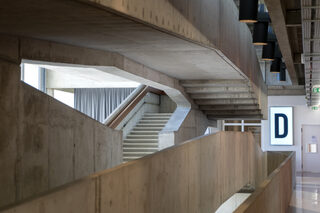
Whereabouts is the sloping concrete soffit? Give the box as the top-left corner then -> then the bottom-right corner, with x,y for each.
0,0 -> 267,119
78,0 -> 263,82
0,0 -> 264,84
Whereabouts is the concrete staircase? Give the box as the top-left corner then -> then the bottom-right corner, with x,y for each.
181,79 -> 263,120
123,113 -> 172,162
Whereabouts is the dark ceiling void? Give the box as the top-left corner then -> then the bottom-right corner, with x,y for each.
236,0 -> 305,85
286,0 -> 305,85
263,0 -> 304,85
301,0 -> 320,106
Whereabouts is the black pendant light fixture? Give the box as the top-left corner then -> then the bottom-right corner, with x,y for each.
270,57 -> 281,73
253,21 -> 269,45
239,0 -> 259,23
262,41 -> 275,61
279,63 -> 286,81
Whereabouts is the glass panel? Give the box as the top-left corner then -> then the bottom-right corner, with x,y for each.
307,144 -> 318,153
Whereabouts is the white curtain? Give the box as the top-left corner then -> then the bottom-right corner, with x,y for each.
74,88 -> 135,123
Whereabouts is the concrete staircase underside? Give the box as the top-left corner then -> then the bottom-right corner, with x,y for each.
181,79 -> 263,120
123,113 -> 172,162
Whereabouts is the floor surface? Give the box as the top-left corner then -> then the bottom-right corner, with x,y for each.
287,172 -> 320,213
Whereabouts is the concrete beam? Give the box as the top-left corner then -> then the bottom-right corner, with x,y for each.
80,0 -> 266,95
267,85 -> 306,96
45,68 -> 140,88
286,10 -> 302,27
204,110 -> 261,115
14,35 -> 194,108
207,115 -> 263,120
293,53 -> 302,64
185,87 -> 250,94
195,99 -> 257,105
191,93 -> 253,100
199,105 -> 260,111
264,0 -> 299,84
180,80 -> 249,87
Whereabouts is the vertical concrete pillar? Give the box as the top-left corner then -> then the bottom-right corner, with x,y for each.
0,35 -> 123,208
0,59 -> 21,206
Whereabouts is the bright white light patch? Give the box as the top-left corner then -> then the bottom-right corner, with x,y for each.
23,63 -> 40,89
54,90 -> 74,108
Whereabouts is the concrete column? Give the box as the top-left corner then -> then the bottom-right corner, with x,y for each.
0,59 -> 21,206
0,34 -> 123,208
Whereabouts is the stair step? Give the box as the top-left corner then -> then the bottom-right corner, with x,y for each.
124,139 -> 158,142
136,124 -> 166,127
141,116 -> 171,120
130,131 -> 160,135
123,152 -> 154,156
139,120 -> 169,123
123,156 -> 141,161
126,135 -> 158,139
122,113 -> 172,162
144,113 -> 172,116
133,127 -> 164,131
142,117 -> 171,119
123,143 -> 158,148
123,147 -> 158,152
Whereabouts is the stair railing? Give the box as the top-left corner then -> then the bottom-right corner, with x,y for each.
103,85 -> 163,129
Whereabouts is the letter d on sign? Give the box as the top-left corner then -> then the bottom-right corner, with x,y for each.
275,113 -> 288,138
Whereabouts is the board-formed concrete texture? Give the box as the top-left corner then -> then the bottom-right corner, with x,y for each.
234,152 -> 294,213
0,57 -> 122,208
0,132 -> 272,213
0,60 -> 20,207
0,0 -> 267,119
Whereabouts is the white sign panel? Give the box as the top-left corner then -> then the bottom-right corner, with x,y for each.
270,107 -> 293,146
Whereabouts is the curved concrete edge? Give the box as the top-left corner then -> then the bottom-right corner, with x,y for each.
6,35 -> 199,140
77,0 -> 268,119
158,106 -> 191,149
159,107 -> 210,150
10,35 -> 194,107
79,0 -> 266,90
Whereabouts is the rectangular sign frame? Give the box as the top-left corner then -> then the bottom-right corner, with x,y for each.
269,106 -> 294,146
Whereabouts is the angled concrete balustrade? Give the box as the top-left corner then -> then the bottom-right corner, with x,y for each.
0,132 -> 294,213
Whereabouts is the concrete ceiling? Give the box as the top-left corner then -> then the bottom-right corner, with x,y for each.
264,0 -> 305,85
36,64 -> 140,88
0,0 -> 242,80
301,0 -> 320,106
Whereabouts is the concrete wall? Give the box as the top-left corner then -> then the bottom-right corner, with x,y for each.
0,59 -> 122,208
174,109 -> 209,144
159,95 -> 177,113
159,107 -> 209,149
235,152 -> 294,213
83,0 -> 268,118
261,96 -> 320,172
0,132 -> 269,213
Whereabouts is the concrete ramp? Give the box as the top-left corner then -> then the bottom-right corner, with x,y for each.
0,132 -> 294,213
